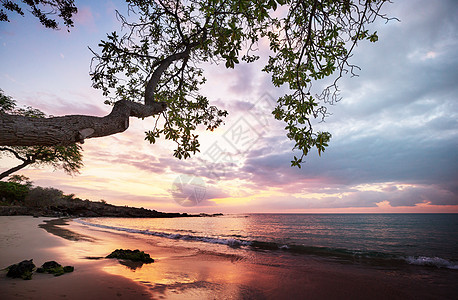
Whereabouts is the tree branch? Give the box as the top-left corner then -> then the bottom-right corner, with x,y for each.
0,100 -> 166,146
0,147 -> 26,162
0,160 -> 34,180
144,48 -> 192,105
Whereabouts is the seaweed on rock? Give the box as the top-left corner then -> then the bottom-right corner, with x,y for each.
36,261 -> 74,276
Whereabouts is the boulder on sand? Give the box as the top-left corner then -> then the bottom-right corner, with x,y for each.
6,259 -> 35,280
106,249 -> 154,263
36,261 -> 74,276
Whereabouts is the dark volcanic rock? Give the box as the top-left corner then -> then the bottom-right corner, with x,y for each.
63,266 -> 74,273
84,256 -> 105,260
0,202 -> 197,218
42,261 -> 61,270
0,206 -> 29,216
37,261 -> 74,276
106,249 -> 154,263
6,259 -> 35,280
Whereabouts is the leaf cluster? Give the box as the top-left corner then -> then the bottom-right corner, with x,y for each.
0,0 -> 77,30
263,0 -> 389,165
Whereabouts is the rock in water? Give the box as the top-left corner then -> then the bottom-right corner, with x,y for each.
106,249 -> 154,263
6,259 -> 35,280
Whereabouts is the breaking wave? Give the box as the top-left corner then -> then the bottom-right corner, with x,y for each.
405,256 -> 458,269
75,219 -> 251,247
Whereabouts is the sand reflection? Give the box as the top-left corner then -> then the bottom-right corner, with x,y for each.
103,252 -> 269,299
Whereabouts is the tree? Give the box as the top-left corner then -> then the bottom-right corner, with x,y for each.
0,0 -> 392,167
7,174 -> 32,187
0,0 -> 77,29
0,91 -> 83,180
24,185 -> 64,208
0,175 -> 32,204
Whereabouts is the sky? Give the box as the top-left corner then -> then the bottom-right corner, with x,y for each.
0,0 -> 457,213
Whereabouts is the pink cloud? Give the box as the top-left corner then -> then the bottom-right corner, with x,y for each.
74,6 -> 97,32
19,91 -> 108,117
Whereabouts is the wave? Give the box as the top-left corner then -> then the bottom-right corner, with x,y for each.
75,219 -> 251,247
75,219 -> 457,270
405,256 -> 458,269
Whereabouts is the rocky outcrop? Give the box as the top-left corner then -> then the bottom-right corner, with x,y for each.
106,249 -> 154,263
5,259 -> 74,280
36,261 -> 74,276
0,206 -> 30,216
0,202 -> 193,218
6,259 -> 35,280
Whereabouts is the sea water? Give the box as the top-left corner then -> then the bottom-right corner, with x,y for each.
76,213 -> 458,269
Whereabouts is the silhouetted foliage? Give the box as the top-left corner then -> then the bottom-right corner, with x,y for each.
24,186 -> 63,208
0,180 -> 29,204
91,0 -> 393,166
0,1 -> 393,167
0,0 -> 77,30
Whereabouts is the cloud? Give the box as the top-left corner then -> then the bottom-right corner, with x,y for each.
227,64 -> 255,95
236,125 -> 458,206
85,0 -> 458,211
74,6 -> 97,32
386,185 -> 457,207
261,134 -> 452,176
228,181 -> 458,211
17,90 -> 108,117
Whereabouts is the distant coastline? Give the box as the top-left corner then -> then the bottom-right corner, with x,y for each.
0,203 -> 223,218
0,179 -> 222,218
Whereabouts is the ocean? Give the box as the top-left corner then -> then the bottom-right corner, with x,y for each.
76,213 -> 458,270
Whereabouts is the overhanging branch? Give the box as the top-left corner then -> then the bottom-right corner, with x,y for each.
0,100 -> 167,146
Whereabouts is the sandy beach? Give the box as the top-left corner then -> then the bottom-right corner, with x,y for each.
0,216 -> 152,299
1,216 -> 456,299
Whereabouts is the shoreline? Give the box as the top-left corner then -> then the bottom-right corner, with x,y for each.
1,216 -> 457,299
0,216 -> 152,299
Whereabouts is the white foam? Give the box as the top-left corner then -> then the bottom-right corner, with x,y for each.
405,256 -> 458,269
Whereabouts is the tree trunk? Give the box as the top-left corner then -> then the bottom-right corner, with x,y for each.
0,100 -> 166,146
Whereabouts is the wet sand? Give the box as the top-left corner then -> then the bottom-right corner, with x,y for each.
0,216 -> 456,299
0,216 -> 151,299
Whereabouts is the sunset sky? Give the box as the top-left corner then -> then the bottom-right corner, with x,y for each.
1,0 -> 457,213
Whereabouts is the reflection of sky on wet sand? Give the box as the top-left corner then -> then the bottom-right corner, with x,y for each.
102,252 -> 290,299
60,219 -> 297,299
